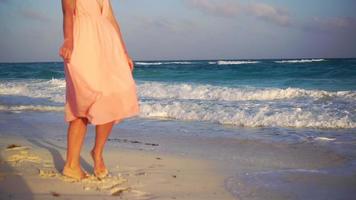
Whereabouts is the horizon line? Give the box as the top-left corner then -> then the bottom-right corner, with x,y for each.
1,57 -> 355,64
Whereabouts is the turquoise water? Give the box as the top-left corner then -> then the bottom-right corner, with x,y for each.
1,59 -> 355,91
0,59 -> 355,129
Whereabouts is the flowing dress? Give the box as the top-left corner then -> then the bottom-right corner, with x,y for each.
64,0 -> 140,125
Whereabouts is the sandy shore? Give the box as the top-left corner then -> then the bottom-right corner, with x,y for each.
0,135 -> 232,200
1,111 -> 356,200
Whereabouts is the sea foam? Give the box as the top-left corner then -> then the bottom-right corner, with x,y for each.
135,61 -> 192,66
138,82 -> 356,101
275,59 -> 325,63
215,61 -> 260,65
0,79 -> 355,129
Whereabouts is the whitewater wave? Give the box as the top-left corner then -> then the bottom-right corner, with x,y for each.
0,78 -> 65,103
2,80 -> 355,103
213,61 -> 260,65
135,62 -> 163,66
138,82 -> 356,101
1,79 -> 355,129
1,100 -> 354,128
143,101 -> 354,129
275,59 -> 325,64
0,104 -> 63,112
135,61 -> 192,66
139,100 -> 356,129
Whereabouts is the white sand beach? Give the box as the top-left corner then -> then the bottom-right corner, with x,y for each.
0,111 -> 356,200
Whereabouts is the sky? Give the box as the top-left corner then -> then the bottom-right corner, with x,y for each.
0,0 -> 355,62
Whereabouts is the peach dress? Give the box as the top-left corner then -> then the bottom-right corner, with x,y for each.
64,0 -> 140,125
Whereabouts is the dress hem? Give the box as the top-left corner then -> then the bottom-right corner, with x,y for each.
64,111 -> 140,125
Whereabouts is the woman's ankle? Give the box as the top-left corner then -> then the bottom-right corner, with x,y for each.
91,149 -> 103,159
64,161 -> 81,169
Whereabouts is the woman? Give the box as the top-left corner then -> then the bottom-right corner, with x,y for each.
59,0 -> 140,180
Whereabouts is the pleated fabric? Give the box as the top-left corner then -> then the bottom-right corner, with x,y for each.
64,0 -> 140,125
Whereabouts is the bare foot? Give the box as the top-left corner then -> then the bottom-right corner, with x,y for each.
62,165 -> 89,180
90,150 -> 109,178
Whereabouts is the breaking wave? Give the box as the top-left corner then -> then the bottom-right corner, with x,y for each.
135,61 -> 192,66
1,79 -> 355,129
213,61 -> 260,65
275,59 -> 325,64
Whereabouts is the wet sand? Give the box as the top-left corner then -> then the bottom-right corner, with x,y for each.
0,136 -> 232,199
0,111 -> 356,199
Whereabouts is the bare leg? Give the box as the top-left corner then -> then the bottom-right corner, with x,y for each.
63,117 -> 88,179
91,120 -> 116,176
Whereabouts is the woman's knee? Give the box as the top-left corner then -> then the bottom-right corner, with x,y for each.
70,117 -> 88,125
80,117 -> 89,124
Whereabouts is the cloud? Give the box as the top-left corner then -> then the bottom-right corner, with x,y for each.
246,2 -> 290,26
0,0 -> 10,4
19,8 -> 51,22
184,0 -> 290,26
185,0 -> 241,18
133,16 -> 196,34
303,16 -> 356,33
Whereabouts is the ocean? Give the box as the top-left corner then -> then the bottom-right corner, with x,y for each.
0,58 -> 355,129
1,58 -> 356,199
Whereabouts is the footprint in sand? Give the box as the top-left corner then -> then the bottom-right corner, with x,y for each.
1,144 -> 151,198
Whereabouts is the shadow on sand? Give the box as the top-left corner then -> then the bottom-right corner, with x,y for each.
0,112 -> 94,199
0,151 -> 34,200
27,138 -> 93,174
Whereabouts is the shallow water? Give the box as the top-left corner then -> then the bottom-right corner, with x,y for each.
1,111 -> 355,200
1,59 -> 355,129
